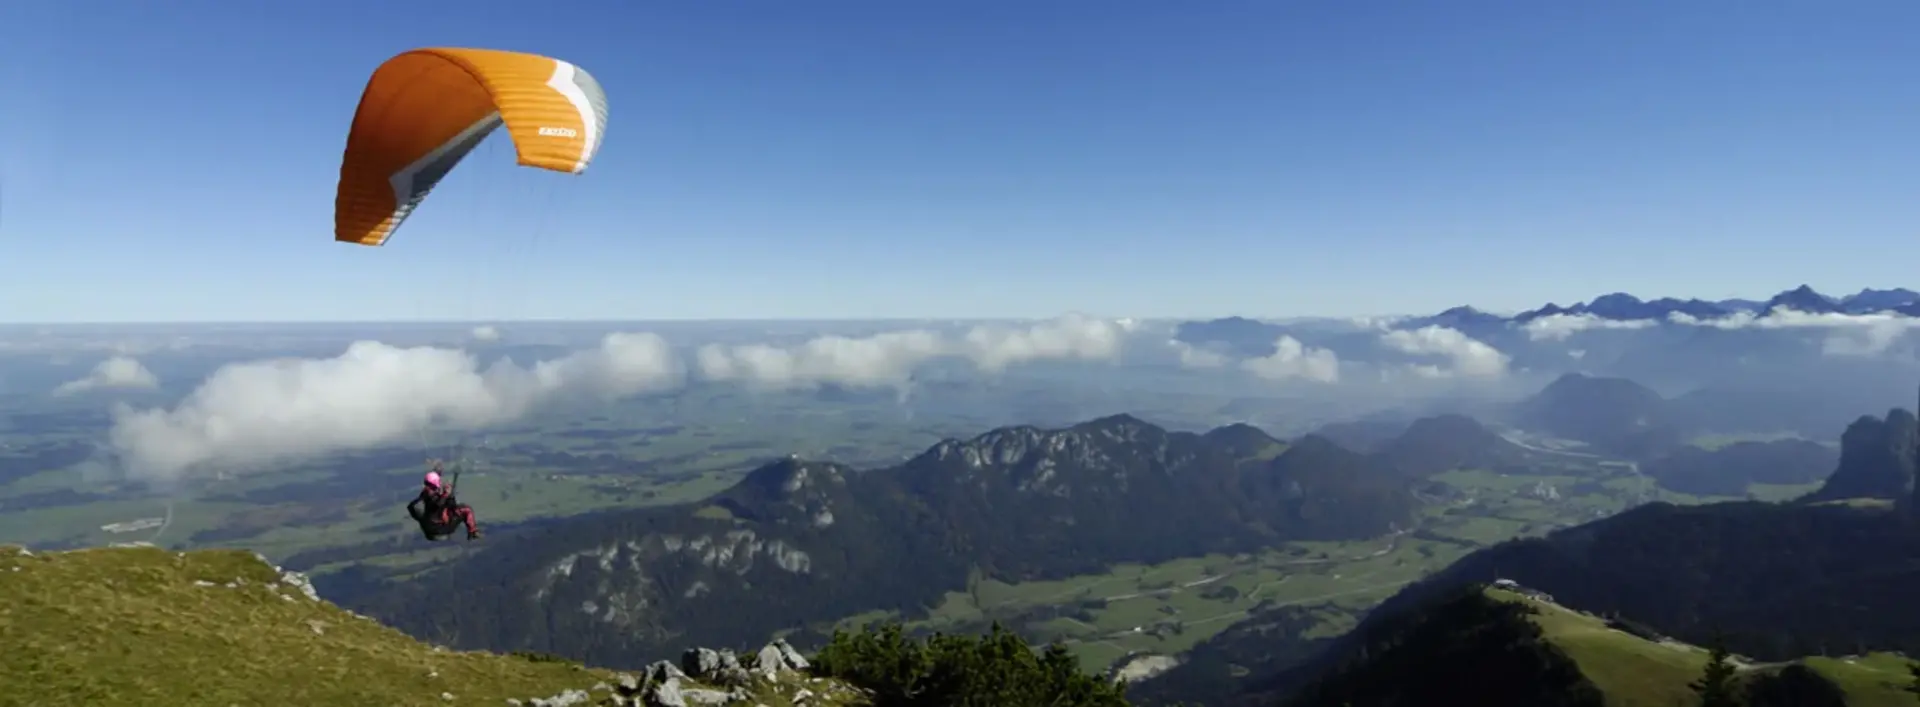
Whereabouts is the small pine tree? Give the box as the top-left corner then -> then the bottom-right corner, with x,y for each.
1904,660 -> 1920,699
811,621 -> 1131,707
1690,636 -> 1740,707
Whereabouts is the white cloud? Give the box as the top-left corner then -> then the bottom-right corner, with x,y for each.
959,314 -> 1130,372
54,356 -> 159,396
107,315 -> 1140,480
698,329 -> 947,390
108,333 -> 682,482
1240,336 -> 1341,383
1379,326 -> 1509,379
1670,307 -> 1920,357
1520,314 -> 1659,342
470,325 -> 502,342
697,314 -> 1134,390
1167,340 -> 1231,369
1350,316 -> 1405,330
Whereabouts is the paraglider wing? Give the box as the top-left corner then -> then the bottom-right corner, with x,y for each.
333,47 -> 609,246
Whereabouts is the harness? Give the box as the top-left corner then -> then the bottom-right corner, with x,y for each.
415,462 -> 468,540
425,489 -> 455,523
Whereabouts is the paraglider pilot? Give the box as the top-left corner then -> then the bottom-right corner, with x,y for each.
408,459 -> 481,541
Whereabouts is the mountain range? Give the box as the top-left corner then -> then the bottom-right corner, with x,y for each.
1167,284 -> 1920,359
306,401 -> 1658,672
1133,391 -> 1920,706
1222,495 -> 1920,706
1323,370 -> 1858,465
1175,284 -> 1920,450
1506,285 -> 1920,323
1441,284 -> 1917,327
300,374 -> 1920,703
31,365 -> 1920,705
312,413 -> 1487,669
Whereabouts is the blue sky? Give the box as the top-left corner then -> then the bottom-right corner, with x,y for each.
1,1 -> 1917,323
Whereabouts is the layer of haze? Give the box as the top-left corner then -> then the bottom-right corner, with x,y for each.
38,299 -> 1909,483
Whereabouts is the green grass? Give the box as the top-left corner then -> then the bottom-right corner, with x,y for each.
1426,514 -> 1532,545
1747,482 -> 1822,502
1234,441 -> 1290,463
1,545 -> 614,705
1686,432 -> 1804,450
840,535 -> 1462,674
826,459 -> 1666,675
1497,588 -> 1708,706
868,453 -> 1831,678
1803,655 -> 1920,707
0,545 -> 865,707
1812,498 -> 1900,510
0,499 -> 172,547
1491,588 -> 1917,707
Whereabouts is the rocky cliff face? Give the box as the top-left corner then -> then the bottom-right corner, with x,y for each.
1804,408 -> 1916,502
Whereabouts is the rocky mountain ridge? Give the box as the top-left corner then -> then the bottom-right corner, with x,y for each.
1504,284 -> 1915,323
1175,285 -> 1919,353
313,413 -> 1509,669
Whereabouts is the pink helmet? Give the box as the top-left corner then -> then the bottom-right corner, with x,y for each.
424,471 -> 442,489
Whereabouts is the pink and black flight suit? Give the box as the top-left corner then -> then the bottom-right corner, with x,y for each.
407,482 -> 479,540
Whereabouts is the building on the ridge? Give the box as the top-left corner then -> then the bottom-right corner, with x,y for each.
1490,577 -> 1555,603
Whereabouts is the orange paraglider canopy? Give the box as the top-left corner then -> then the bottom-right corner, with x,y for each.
333,47 -> 609,247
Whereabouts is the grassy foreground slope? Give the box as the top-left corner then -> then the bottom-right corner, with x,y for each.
0,545 -> 859,707
1494,587 -> 1915,707
1280,584 -> 1918,707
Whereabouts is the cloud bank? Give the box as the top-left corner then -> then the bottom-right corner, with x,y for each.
107,315 -> 1137,481
54,356 -> 160,396
1670,307 -> 1920,357
1241,336 -> 1341,383
1170,324 -> 1507,382
1521,314 -> 1660,342
1380,326 -> 1511,379
108,333 -> 684,482
1166,340 -> 1232,370
97,305 -> 1920,484
1521,307 -> 1920,358
696,314 -> 1131,390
